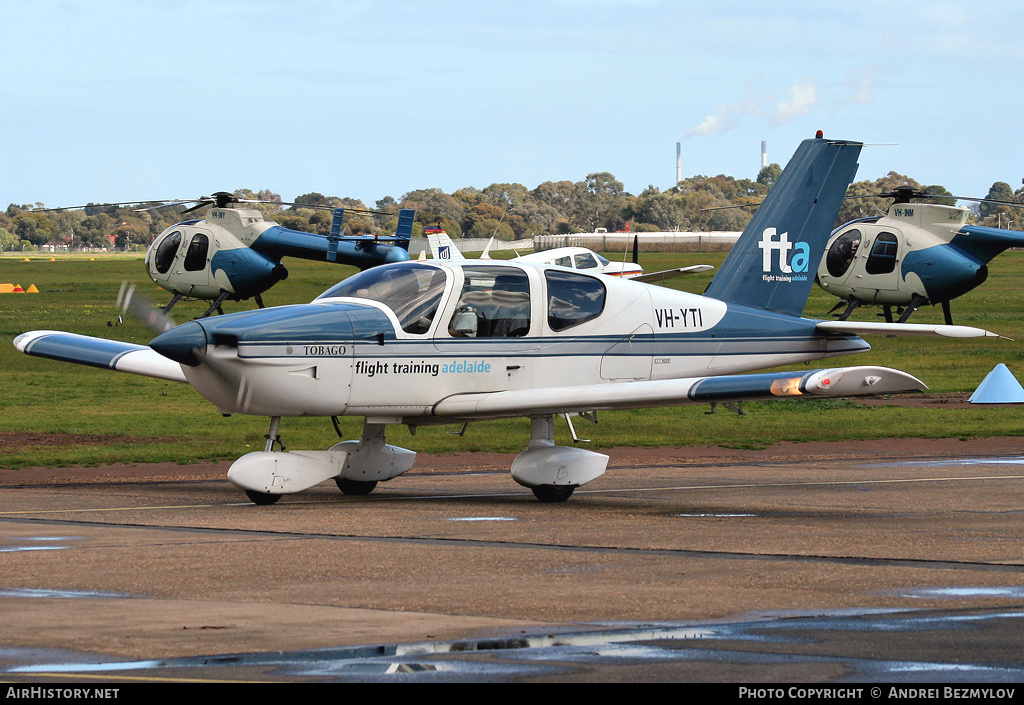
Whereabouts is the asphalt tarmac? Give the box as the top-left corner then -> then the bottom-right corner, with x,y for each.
1,437 -> 1023,683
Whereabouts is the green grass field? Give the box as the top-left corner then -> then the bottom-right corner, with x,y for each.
2,249 -> 1023,469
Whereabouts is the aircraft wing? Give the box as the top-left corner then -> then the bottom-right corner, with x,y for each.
631,265 -> 714,283
432,366 -> 923,420
815,321 -> 1004,339
14,331 -> 188,383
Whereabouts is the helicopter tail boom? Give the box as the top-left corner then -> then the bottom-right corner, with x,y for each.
952,224 -> 1024,264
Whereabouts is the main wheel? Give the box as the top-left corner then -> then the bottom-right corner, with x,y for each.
531,484 -> 576,503
335,478 -> 378,495
245,490 -> 281,505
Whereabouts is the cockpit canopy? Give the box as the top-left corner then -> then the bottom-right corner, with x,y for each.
316,262 -> 607,337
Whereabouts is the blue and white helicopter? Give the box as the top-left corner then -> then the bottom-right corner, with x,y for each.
819,187 -> 1024,324
14,135 -> 1001,504
47,192 -> 415,317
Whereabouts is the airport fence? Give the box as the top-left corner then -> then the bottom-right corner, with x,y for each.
409,232 -> 740,257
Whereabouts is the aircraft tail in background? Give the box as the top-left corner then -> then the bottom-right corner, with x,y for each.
424,224 -> 465,261
703,134 -> 862,317
393,209 -> 415,251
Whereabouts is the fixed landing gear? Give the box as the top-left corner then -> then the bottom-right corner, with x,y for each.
202,291 -> 232,318
833,299 -> 860,321
511,416 -> 608,502
245,489 -> 281,505
335,478 -> 378,495
531,484 -> 576,503
230,415 -> 609,504
228,418 -> 415,504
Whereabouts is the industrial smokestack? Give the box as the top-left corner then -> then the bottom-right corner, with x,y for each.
761,141 -> 767,169
676,142 -> 681,185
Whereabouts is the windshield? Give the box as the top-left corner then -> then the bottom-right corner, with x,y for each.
317,263 -> 448,334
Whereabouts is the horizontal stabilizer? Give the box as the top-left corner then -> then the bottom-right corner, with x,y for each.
632,265 -> 714,283
14,330 -> 187,382
432,366 -> 924,419
816,320 -> 1004,339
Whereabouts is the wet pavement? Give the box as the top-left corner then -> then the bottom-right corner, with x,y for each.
1,443 -> 1023,682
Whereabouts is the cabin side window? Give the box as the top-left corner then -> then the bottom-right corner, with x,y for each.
183,233 -> 209,272
448,266 -> 531,338
574,252 -> 598,269
546,270 -> 606,332
865,232 -> 899,275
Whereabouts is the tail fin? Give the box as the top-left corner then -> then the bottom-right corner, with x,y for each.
425,223 -> 465,260
394,209 -> 415,251
704,135 -> 862,317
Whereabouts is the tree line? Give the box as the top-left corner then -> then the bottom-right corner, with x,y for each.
3,167 -> 1023,251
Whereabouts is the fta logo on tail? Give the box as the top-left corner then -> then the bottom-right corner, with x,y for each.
758,227 -> 810,277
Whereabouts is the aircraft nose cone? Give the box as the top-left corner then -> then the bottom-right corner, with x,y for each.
149,320 -> 207,367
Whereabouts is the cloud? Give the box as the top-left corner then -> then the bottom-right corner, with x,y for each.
840,67 -> 876,107
683,95 -> 762,139
684,71 -> 877,138
771,81 -> 818,125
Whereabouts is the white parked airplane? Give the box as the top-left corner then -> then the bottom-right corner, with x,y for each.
15,134 -> 1001,505
424,227 -> 714,282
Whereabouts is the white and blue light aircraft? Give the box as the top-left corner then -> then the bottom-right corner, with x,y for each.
424,225 -> 713,282
15,135 -> 1001,504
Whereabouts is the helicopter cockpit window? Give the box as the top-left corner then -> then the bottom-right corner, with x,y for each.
546,270 -> 606,332
154,231 -> 182,274
448,266 -> 531,338
574,252 -> 598,269
316,263 -> 447,335
865,232 -> 899,275
825,230 -> 861,278
183,233 -> 209,272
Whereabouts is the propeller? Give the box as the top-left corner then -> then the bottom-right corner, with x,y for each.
116,282 -> 177,334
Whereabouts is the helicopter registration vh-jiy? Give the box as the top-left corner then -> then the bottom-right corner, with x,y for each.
15,134 -> 1002,504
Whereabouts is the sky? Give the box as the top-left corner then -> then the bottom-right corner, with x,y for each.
2,0 -> 1022,210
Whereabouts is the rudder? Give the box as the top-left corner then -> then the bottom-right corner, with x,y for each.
704,134 -> 862,317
